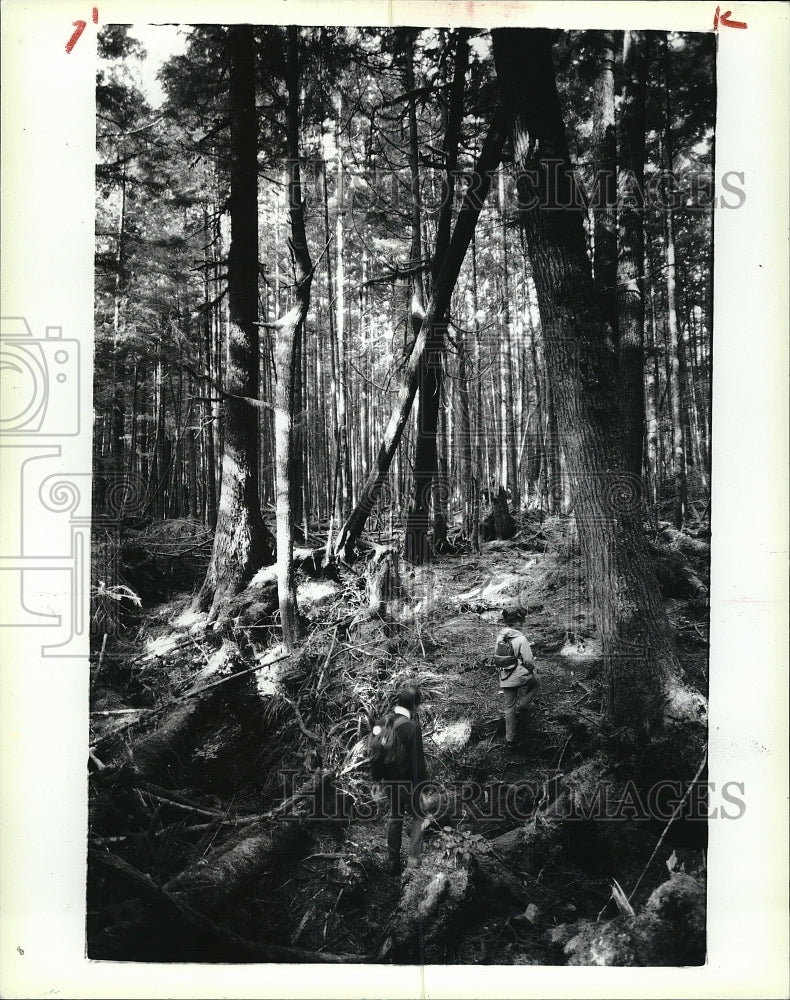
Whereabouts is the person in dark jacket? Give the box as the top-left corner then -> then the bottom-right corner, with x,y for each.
378,686 -> 429,875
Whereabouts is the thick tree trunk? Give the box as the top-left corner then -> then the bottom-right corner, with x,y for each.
493,28 -> 705,734
617,30 -> 647,478
197,26 -> 274,619
333,113 -> 506,561
273,26 -> 315,649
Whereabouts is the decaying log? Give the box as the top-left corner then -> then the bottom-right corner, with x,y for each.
378,861 -> 477,961
649,543 -> 708,599
163,770 -> 333,913
165,822 -> 313,913
655,525 -> 710,561
91,849 -> 365,963
126,688 -> 223,780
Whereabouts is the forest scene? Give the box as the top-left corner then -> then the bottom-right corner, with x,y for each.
89,22 -> 714,966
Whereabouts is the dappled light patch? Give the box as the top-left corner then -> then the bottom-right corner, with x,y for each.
173,606 -> 206,631
143,632 -> 183,659
432,719 -> 473,750
297,578 -> 342,610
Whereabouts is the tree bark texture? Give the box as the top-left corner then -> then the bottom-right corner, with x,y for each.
590,30 -> 618,343
197,25 -> 274,620
616,30 -> 648,478
274,26 -> 315,649
492,28 -> 704,733
661,36 -> 688,529
405,30 -> 469,564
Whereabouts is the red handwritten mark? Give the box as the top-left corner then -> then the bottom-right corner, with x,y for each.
65,20 -> 86,53
713,6 -> 748,30
65,8 -> 98,52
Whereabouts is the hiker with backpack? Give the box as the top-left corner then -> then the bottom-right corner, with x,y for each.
494,607 -> 540,749
368,686 -> 429,875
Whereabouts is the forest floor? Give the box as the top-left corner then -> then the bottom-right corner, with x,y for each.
88,513 -> 710,966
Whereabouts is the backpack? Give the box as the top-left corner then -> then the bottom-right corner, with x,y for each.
368,713 -> 410,781
493,635 -> 520,681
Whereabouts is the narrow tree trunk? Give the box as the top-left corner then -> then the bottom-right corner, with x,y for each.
498,168 -> 520,513
470,231 -> 483,551
493,28 -> 704,735
525,293 -> 547,509
333,114 -> 506,561
334,99 -> 352,524
402,28 -> 432,564
662,36 -> 687,529
196,25 -> 274,620
111,162 -> 128,473
616,30 -> 647,477
590,30 -> 618,342
273,26 -> 315,649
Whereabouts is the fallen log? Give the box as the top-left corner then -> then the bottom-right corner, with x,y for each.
164,823 -> 313,914
90,849 -> 365,963
163,770 -> 333,913
655,525 -> 710,561
126,687 -> 223,781
649,543 -> 708,599
378,862 -> 477,961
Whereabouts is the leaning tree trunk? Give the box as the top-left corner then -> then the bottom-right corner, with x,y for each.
273,26 -> 315,650
196,24 -> 274,620
333,113 -> 506,562
492,28 -> 705,735
616,30 -> 648,478
405,29 -> 468,564
401,28 -> 430,564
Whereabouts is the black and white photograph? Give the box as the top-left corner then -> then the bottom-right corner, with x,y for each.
88,15 -> 714,964
0,1 -> 788,997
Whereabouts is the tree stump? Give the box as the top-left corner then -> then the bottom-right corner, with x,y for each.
365,546 -> 402,618
481,487 -> 516,541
